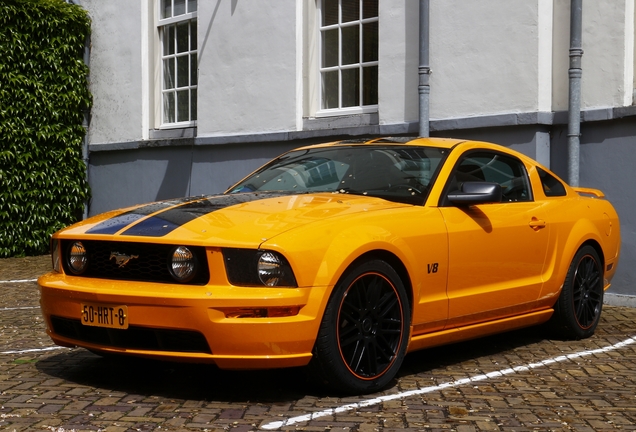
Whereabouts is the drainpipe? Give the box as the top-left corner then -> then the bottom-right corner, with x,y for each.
81,35 -> 90,220
567,0 -> 583,186
418,0 -> 431,137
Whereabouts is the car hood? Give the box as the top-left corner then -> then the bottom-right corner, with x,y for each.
59,192 -> 410,247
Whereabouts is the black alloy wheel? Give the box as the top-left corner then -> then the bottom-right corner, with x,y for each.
550,245 -> 604,339
337,272 -> 404,378
572,252 -> 603,329
310,259 -> 410,394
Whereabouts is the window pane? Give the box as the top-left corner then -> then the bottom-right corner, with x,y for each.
341,25 -> 359,65
190,20 -> 197,50
362,21 -> 378,62
538,167 -> 566,197
341,0 -> 360,23
177,55 -> 189,87
164,92 -> 175,123
322,70 -> 339,109
322,0 -> 338,26
191,53 -> 198,85
363,65 -> 378,105
341,68 -> 359,107
187,0 -> 197,13
161,0 -> 172,19
163,25 -> 175,56
176,90 -> 189,122
176,22 -> 189,53
163,58 -> 175,89
191,88 -> 197,120
362,0 -> 378,19
174,0 -> 186,16
322,29 -> 339,67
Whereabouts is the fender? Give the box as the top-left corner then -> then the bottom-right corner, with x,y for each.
262,206 -> 450,324
540,214 -> 605,301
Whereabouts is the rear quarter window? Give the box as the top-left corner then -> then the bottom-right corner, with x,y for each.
537,167 -> 566,197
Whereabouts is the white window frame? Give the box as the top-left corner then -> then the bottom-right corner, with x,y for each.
316,0 -> 379,118
157,0 -> 198,129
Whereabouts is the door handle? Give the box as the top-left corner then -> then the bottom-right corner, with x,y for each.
529,219 -> 546,230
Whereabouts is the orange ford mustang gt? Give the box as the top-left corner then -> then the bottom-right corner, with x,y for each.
38,137 -> 620,394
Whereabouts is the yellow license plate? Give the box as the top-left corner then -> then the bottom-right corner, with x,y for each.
80,303 -> 129,329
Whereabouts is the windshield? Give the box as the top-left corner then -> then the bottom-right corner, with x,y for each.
229,145 -> 448,205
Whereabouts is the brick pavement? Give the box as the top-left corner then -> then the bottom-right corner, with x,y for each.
0,256 -> 635,431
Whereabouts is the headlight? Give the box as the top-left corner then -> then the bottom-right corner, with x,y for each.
258,251 -> 290,286
66,241 -> 88,275
168,246 -> 197,283
223,248 -> 297,287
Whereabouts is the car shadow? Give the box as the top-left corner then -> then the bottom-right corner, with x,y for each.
397,325 -> 549,379
37,326 -> 549,402
35,350 -> 317,402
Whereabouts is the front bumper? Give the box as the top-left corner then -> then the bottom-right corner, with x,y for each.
38,272 -> 330,369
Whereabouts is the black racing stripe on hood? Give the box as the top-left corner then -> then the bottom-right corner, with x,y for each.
86,197 -> 202,235
121,192 -> 290,237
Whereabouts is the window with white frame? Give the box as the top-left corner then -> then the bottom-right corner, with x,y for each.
158,0 -> 197,126
319,0 -> 378,113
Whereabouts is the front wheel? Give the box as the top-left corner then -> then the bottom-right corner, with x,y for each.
310,259 -> 411,394
550,245 -> 604,339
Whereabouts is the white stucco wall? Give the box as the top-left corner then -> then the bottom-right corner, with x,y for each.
553,0 -> 634,111
551,0 -> 570,111
377,1 -> 420,125
581,0 -> 633,109
77,0 -> 636,143
79,0 -> 144,144
196,1 -> 298,137
429,0 -> 544,119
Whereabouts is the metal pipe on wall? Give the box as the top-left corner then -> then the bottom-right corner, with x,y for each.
418,0 -> 431,137
568,0 -> 583,186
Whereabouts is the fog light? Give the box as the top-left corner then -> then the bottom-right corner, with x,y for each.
168,246 -> 197,282
67,241 -> 88,275
218,306 -> 301,318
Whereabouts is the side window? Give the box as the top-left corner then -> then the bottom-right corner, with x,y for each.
537,167 -> 567,197
451,152 -> 532,202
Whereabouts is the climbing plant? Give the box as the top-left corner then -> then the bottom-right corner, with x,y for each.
0,0 -> 91,257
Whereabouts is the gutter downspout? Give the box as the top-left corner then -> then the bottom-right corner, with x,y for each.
567,0 -> 583,186
418,0 -> 431,137
82,35 -> 90,220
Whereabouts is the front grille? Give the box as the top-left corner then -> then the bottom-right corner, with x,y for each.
60,240 -> 209,285
51,316 -> 212,354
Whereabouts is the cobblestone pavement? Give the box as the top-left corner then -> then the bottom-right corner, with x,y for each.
0,256 -> 635,431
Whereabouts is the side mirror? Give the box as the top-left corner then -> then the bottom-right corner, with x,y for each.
447,181 -> 502,206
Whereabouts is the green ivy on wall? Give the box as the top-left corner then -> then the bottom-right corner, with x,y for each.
0,0 -> 91,257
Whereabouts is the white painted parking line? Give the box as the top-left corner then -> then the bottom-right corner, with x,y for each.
0,346 -> 67,355
0,306 -> 39,311
260,336 -> 636,430
0,279 -> 37,284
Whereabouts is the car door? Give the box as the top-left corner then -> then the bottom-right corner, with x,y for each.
438,150 -> 550,327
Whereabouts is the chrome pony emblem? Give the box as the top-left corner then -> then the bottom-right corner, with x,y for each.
109,252 -> 139,268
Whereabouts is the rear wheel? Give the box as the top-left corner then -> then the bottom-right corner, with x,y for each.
310,259 -> 410,394
550,245 -> 604,339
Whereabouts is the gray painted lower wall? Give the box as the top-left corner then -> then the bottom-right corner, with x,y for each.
87,112 -> 636,302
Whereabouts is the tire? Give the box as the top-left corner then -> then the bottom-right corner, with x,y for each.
550,245 -> 604,340
309,259 -> 411,394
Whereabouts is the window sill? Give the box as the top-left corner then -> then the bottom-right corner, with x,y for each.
303,112 -> 379,131
149,127 -> 197,140
315,105 -> 379,118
